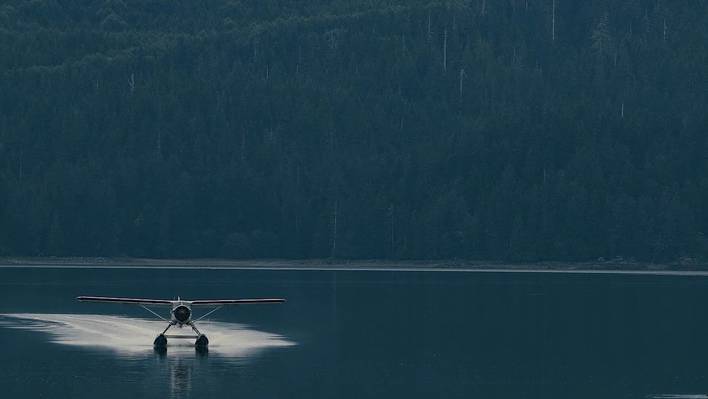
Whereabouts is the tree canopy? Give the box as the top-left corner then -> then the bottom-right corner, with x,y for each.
1,0 -> 707,261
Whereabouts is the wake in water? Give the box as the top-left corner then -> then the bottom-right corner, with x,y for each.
0,313 -> 294,357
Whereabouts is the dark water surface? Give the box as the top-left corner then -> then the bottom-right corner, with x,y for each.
1,267 -> 708,398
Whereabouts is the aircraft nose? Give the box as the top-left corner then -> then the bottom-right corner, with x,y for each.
173,305 -> 191,323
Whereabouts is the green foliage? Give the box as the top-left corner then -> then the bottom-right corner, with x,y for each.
0,0 -> 706,261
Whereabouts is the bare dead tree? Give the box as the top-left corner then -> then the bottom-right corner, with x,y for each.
427,11 -> 432,43
325,29 -> 341,51
240,130 -> 246,163
128,73 -> 135,93
296,45 -> 302,75
663,18 -> 667,42
266,127 -> 275,144
552,0 -> 556,42
253,38 -> 258,63
18,149 -> 23,183
389,203 -> 396,257
443,28 -> 448,73
330,200 -> 338,258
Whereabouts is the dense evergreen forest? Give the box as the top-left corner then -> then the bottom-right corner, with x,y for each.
1,0 -> 707,261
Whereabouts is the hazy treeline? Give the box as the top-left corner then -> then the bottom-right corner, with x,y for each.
1,0 -> 707,261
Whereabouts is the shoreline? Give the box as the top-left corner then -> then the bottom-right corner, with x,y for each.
1,257 -> 708,276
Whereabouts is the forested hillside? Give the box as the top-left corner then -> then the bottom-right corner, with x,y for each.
1,0 -> 707,261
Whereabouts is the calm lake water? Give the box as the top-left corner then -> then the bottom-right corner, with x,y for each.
1,267 -> 708,398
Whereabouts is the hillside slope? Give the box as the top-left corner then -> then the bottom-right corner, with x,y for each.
1,0 -> 707,261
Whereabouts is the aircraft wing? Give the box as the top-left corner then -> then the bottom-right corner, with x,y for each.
190,298 -> 285,306
76,296 -> 173,305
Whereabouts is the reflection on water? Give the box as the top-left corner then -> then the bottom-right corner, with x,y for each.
149,347 -> 212,398
164,355 -> 193,398
152,343 -> 213,398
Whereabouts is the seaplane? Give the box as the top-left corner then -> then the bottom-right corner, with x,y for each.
77,295 -> 285,350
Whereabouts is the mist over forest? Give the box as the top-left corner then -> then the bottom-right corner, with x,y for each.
1,0 -> 707,261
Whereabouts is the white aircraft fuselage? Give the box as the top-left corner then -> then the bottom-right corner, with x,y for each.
170,301 -> 193,325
